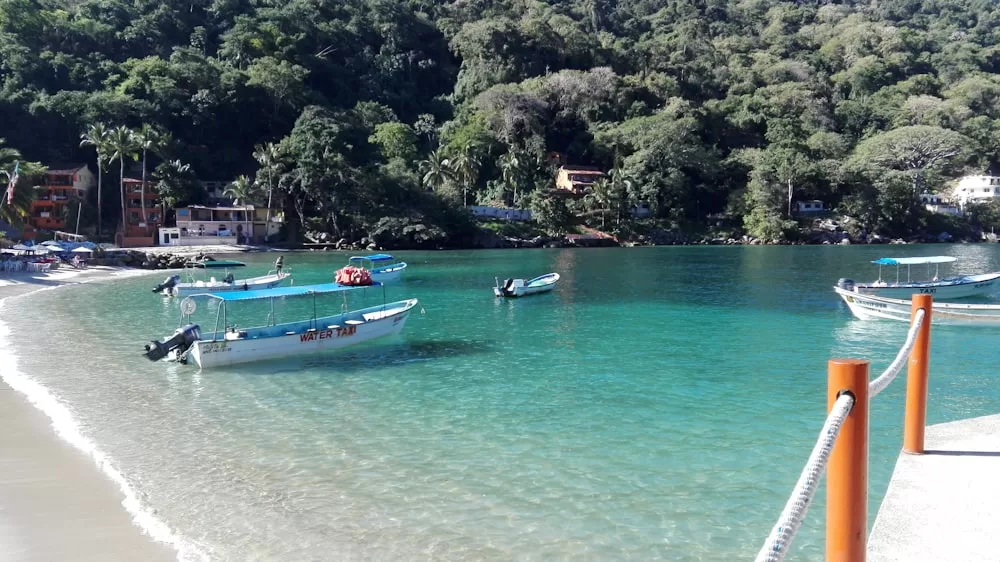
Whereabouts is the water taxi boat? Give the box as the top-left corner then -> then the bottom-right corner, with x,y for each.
494,273 -> 560,298
837,256 -> 1000,300
142,282 -> 418,368
153,262 -> 289,297
834,286 -> 1000,325
347,254 -> 407,283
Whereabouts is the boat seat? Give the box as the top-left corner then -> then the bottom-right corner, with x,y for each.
345,320 -> 364,325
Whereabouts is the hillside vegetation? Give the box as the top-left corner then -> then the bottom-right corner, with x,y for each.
3,0 -> 1000,243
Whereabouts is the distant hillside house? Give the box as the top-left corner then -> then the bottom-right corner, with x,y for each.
920,193 -> 962,216
795,200 -> 826,213
952,175 -> 1000,208
119,178 -> 161,248
23,163 -> 95,240
555,165 -> 605,196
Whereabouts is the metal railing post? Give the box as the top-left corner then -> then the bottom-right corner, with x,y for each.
827,359 -> 870,562
903,294 -> 933,454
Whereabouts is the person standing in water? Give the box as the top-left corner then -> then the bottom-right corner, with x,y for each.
275,255 -> 284,273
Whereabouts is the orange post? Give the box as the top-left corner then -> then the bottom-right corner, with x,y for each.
903,294 -> 933,454
826,358 -> 869,562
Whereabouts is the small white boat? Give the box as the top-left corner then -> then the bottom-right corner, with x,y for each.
494,273 -> 560,298
347,254 -> 407,283
143,282 -> 418,369
839,256 -> 1000,300
834,286 -> 1000,325
155,271 -> 290,297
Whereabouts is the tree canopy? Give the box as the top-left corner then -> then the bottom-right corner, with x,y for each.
2,0 -> 1000,242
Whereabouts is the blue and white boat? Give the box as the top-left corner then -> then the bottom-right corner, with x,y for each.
143,282 -> 418,369
837,256 -> 1000,300
348,253 -> 407,283
494,273 -> 560,298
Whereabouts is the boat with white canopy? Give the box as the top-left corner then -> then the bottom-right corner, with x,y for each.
833,286 -> 1000,325
142,282 -> 418,369
836,256 -> 1000,300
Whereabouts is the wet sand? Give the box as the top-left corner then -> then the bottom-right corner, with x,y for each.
0,267 -> 178,562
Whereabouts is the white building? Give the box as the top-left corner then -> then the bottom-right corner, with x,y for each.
920,193 -> 962,216
952,175 -> 1000,208
795,200 -> 826,213
160,205 -> 281,246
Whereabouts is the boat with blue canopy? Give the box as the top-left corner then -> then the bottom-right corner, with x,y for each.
142,281 -> 418,369
346,253 -> 407,283
836,256 -> 1000,300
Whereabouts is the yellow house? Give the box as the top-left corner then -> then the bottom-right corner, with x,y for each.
555,166 -> 606,195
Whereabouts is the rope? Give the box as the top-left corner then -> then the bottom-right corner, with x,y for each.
868,308 -> 926,398
754,393 -> 856,562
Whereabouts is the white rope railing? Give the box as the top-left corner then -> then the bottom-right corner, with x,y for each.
868,308 -> 926,398
754,306 -> 928,562
754,393 -> 855,562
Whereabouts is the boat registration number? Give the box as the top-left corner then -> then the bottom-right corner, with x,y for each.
299,325 -> 356,343
202,342 -> 230,354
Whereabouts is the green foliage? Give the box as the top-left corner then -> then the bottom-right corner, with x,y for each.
3,0 -> 1000,243
529,194 -> 574,235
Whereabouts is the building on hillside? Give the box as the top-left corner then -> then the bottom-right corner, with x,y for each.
794,200 -> 827,213
952,175 -> 1000,208
160,204 -> 281,246
468,206 -> 533,222
920,193 -> 962,216
118,178 -> 162,247
555,165 -> 606,196
23,164 -> 96,240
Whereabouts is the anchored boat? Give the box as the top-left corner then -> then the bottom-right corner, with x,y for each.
143,282 -> 418,368
346,254 -> 407,283
834,286 -> 1000,325
837,256 -> 1000,300
154,259 -> 290,297
494,273 -> 560,298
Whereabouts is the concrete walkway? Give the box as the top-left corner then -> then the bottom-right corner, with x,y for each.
869,414 -> 1000,561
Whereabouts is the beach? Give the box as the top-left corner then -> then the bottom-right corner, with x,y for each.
0,267 -> 178,562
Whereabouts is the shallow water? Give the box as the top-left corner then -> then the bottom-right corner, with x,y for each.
3,245 -> 1000,561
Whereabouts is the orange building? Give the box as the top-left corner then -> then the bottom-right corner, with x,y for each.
119,178 -> 162,247
555,165 -> 606,196
24,164 -> 95,239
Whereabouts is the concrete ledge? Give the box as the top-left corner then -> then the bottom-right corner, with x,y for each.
869,414 -> 1000,561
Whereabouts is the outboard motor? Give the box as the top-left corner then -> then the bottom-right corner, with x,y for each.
502,278 -> 515,296
143,324 -> 201,361
152,274 -> 181,294
223,272 -> 235,284
837,278 -> 856,291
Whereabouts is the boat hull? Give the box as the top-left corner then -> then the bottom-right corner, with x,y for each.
168,272 -> 290,297
187,299 -> 417,368
493,273 -> 560,298
852,272 -> 1000,300
834,287 -> 1000,325
371,262 -> 406,283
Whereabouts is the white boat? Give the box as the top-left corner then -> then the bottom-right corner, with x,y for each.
494,273 -> 560,298
347,254 -> 407,283
143,283 -> 418,369
838,256 -> 1000,300
833,286 -> 1000,325
153,266 -> 290,297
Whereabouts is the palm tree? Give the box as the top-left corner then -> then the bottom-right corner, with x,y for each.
498,149 -> 523,207
608,165 -> 634,226
418,149 -> 454,192
134,125 -> 166,224
107,125 -> 137,239
224,175 -> 258,205
80,123 -> 111,236
253,142 -> 281,242
586,177 -> 613,229
450,142 -> 482,206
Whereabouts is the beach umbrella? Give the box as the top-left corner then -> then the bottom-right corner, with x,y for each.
40,240 -> 62,246
45,244 -> 66,252
13,243 -> 32,250
71,247 -> 94,253
81,241 -> 97,249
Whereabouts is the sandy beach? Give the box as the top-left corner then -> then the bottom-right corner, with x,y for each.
0,267 -> 179,562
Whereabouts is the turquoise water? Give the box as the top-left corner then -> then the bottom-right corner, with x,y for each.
3,245 -> 1000,561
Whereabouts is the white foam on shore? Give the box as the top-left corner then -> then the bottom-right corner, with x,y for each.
0,282 -> 212,562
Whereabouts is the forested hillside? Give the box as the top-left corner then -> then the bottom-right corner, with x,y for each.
3,0 -> 1000,244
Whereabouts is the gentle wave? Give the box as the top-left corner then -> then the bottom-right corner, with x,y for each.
0,286 -> 211,562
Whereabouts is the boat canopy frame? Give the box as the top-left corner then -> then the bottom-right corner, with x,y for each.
181,282 -> 386,340
871,256 -> 958,284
